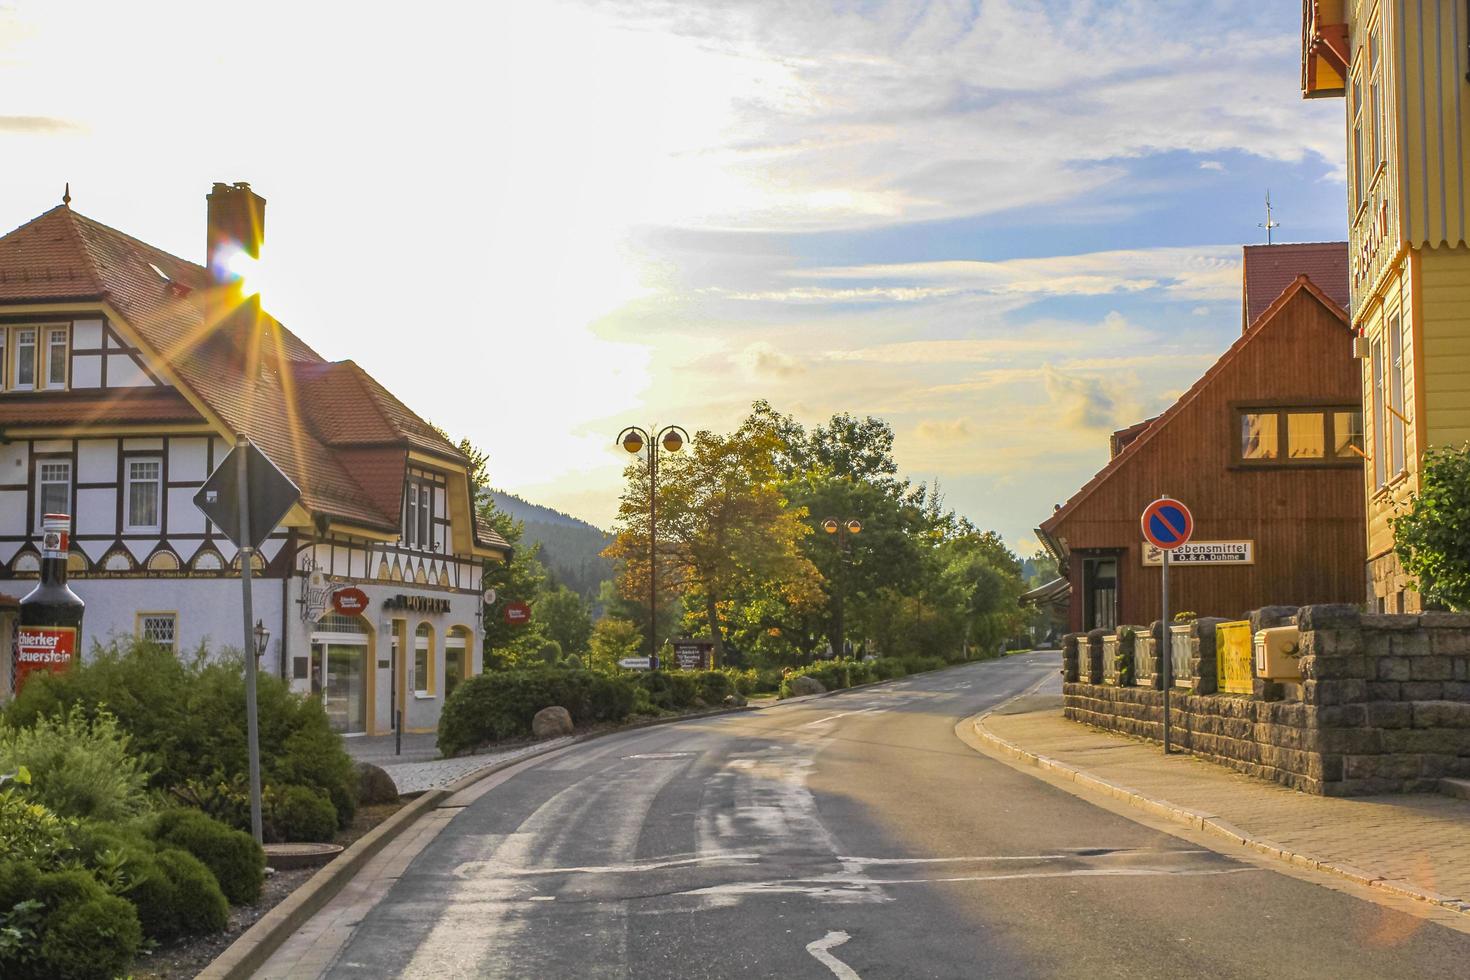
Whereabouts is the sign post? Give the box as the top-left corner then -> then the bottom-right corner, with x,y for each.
194,437 -> 301,844
1140,496 -> 1193,756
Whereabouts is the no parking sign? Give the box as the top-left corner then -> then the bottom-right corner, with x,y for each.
1141,497 -> 1193,551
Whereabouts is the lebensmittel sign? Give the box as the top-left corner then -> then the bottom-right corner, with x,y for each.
1142,540 -> 1254,566
13,625 -> 77,693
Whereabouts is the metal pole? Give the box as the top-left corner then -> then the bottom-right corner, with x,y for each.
1161,547 -> 1172,755
648,437 -> 658,669
235,436 -> 264,844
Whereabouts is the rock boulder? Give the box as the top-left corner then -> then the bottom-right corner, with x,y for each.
532,705 -> 575,739
788,675 -> 826,697
355,762 -> 399,804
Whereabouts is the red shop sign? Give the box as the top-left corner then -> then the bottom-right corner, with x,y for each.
503,601 -> 532,626
14,625 -> 77,693
332,587 -> 370,616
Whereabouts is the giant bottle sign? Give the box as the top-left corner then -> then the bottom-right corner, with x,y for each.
14,514 -> 85,695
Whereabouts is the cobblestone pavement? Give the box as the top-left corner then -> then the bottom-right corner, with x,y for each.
343,733 -> 575,794
984,678 -> 1470,909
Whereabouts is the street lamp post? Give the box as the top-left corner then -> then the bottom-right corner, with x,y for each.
821,518 -> 862,659
619,424 -> 689,668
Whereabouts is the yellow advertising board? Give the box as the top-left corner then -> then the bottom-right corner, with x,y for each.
1216,621 -> 1253,694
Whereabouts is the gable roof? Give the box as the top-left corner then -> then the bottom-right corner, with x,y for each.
1040,275 -> 1351,544
1242,242 -> 1349,330
0,203 -> 502,551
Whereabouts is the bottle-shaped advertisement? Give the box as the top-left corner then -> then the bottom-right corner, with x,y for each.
15,514 -> 85,694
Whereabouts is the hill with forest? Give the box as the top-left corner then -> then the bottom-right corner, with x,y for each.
485,489 -> 614,600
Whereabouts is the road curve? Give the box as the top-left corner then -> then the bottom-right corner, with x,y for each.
301,653 -> 1470,979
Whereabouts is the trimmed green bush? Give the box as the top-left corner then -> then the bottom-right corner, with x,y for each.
154,848 -> 229,936
150,808 -> 264,905
439,668 -> 637,755
871,658 -> 908,681
693,671 -> 735,704
271,785 -> 338,843
2,868 -> 144,980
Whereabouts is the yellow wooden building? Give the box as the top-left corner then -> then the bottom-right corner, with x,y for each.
1302,0 -> 1470,611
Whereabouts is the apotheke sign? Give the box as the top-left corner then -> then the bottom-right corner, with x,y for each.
1143,540 -> 1254,566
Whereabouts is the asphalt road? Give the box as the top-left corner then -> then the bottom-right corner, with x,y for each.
319,653 -> 1470,978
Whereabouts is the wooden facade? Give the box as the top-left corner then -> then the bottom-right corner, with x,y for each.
1303,0 -> 1470,611
1038,277 -> 1365,632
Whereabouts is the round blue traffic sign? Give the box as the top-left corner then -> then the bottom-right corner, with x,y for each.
1141,497 -> 1193,550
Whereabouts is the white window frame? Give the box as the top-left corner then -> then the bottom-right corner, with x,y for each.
35,459 -> 71,530
0,329 -> 6,388
414,626 -> 434,697
45,327 -> 68,389
124,457 -> 163,532
404,483 -> 419,547
138,613 -> 178,651
14,328 -> 37,390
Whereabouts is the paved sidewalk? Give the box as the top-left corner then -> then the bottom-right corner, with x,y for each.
343,732 -> 574,794
979,679 -> 1470,913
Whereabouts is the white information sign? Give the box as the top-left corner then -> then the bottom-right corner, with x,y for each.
1142,540 -> 1254,566
618,657 -> 652,670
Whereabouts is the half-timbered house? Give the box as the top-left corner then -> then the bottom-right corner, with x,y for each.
0,183 -> 509,733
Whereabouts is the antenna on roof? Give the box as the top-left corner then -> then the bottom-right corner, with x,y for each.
1259,190 -> 1280,244
62,182 -> 71,207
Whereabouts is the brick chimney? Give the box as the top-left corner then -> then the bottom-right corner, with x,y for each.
206,182 -> 266,285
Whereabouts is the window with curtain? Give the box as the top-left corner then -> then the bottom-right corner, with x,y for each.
126,458 -> 162,530
1235,407 -> 1363,468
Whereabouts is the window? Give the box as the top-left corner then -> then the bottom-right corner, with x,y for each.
1371,339 -> 1386,487
1388,314 -> 1406,477
46,328 -> 67,388
402,473 -> 441,551
1236,408 -> 1362,467
1368,26 -> 1383,172
1240,412 -> 1278,460
125,458 -> 162,531
414,623 -> 433,695
1351,70 -> 1364,207
15,329 -> 36,389
139,614 -> 177,650
0,330 -> 5,387
36,460 -> 71,527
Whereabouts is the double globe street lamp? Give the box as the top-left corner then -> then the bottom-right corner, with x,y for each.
821,518 -> 862,659
619,424 -> 690,668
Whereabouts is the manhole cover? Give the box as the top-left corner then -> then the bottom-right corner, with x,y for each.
264,842 -> 344,869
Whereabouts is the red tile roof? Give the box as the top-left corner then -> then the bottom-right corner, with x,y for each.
1041,276 -> 1350,542
1242,242 -> 1349,331
0,204 -> 506,555
0,388 -> 203,426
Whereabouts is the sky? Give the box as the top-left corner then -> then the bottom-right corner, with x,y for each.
0,1 -> 1348,550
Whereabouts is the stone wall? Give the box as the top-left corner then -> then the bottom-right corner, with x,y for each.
1061,605 -> 1470,796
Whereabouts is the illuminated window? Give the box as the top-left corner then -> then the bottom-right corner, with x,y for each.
1236,408 -> 1362,468
1240,413 -> 1278,460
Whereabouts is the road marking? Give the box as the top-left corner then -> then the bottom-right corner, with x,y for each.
624,752 -> 695,760
806,930 -> 861,979
454,851 -> 761,878
803,708 -> 880,727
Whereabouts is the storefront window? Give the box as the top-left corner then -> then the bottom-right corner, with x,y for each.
414,623 -> 433,696
445,627 -> 470,701
312,614 -> 370,734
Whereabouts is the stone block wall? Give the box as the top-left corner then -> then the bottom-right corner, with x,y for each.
1062,604 -> 1470,796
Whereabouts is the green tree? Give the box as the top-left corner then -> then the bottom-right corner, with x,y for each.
1393,445 -> 1470,609
538,585 -> 593,655
588,617 -> 644,672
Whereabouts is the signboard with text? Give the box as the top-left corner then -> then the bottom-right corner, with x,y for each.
503,602 -> 532,626
331,587 -> 370,616
1143,540 -> 1254,566
13,625 -> 77,694
671,638 -> 715,671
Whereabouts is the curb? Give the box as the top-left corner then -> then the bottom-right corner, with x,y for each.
966,683 -> 1470,919
198,663 -> 980,978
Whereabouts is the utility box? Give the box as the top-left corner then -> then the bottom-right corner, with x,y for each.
1254,625 -> 1302,681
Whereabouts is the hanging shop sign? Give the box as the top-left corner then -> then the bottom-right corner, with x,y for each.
1142,540 -> 1254,566
503,601 -> 532,626
331,587 -> 370,615
382,594 -> 451,614
13,625 -> 78,693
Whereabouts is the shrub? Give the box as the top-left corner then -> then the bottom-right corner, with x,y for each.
270,785 -> 338,843
0,708 -> 153,822
870,658 -> 908,681
637,671 -> 699,710
693,671 -> 735,704
900,655 -> 946,675
0,778 -> 76,869
3,638 -> 358,835
150,808 -> 264,905
439,668 -> 636,755
1,868 -> 143,980
154,849 -> 229,936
